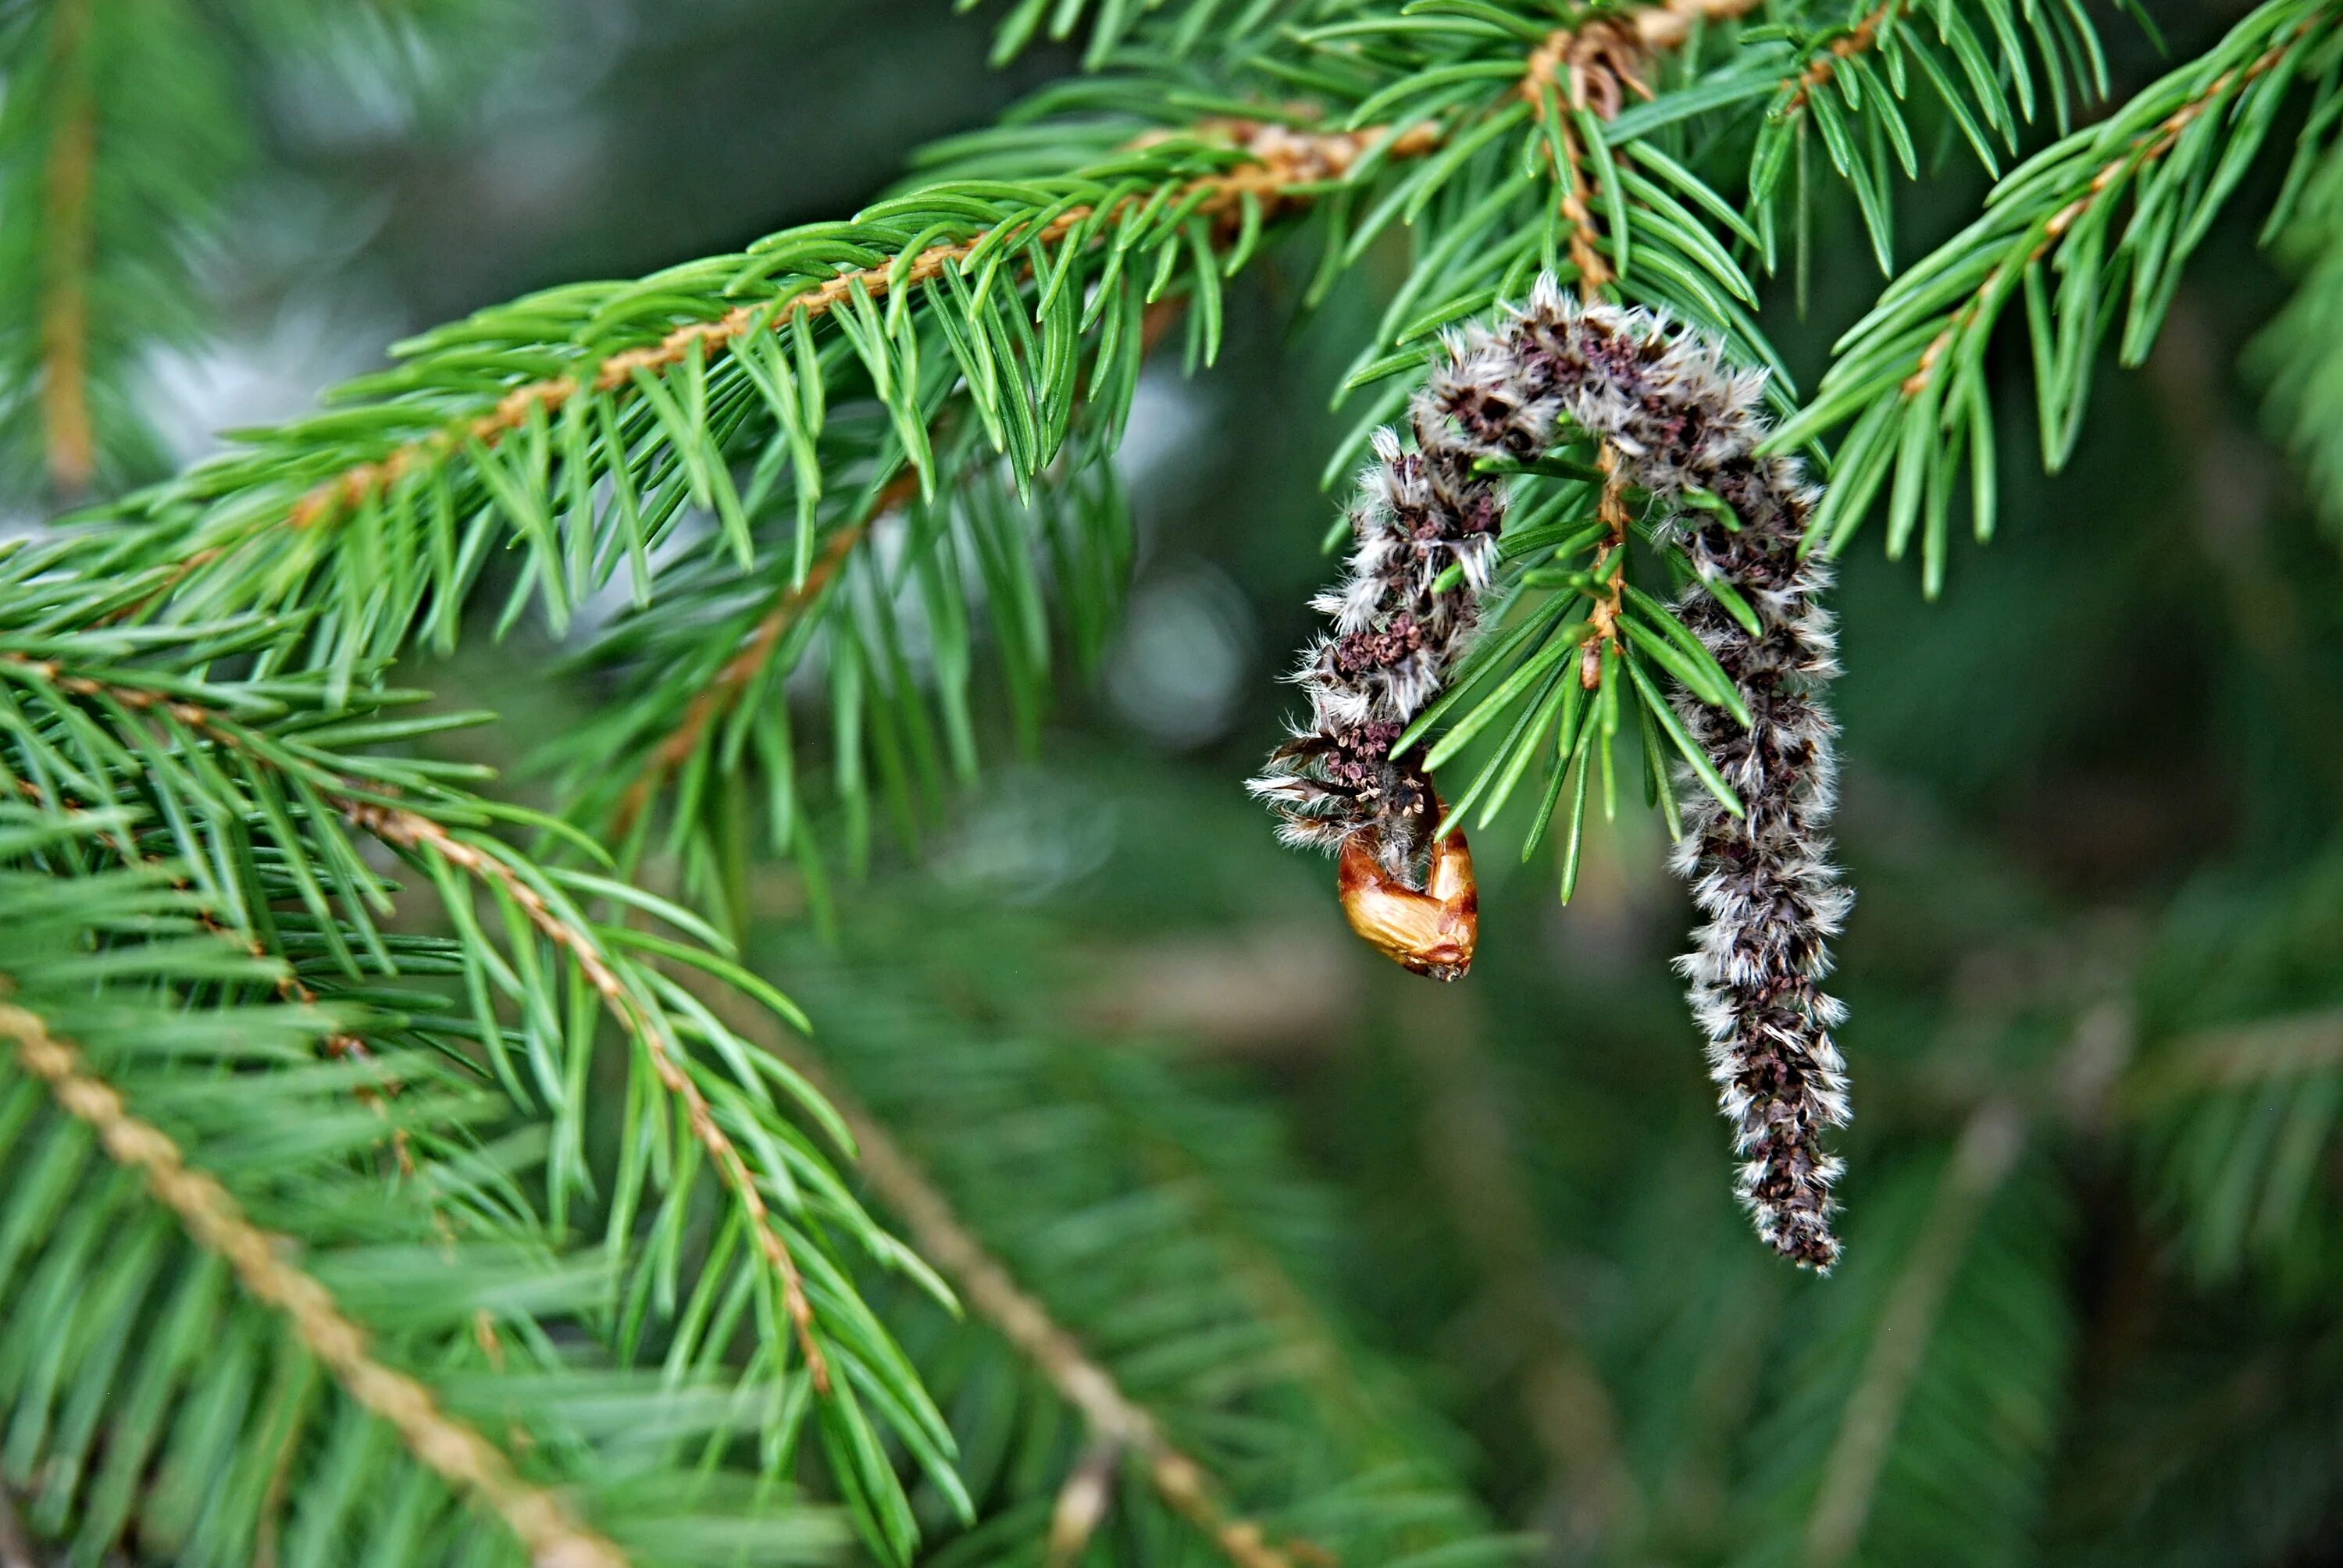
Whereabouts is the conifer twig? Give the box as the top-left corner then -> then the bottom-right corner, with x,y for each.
277,120 -> 1435,540
1779,0 -> 1904,117
690,982 -> 1321,1568
609,298 -> 1185,838
37,0 -> 97,492
1522,51 -> 1630,682
608,504 -> 886,839
1521,0 -> 1763,118
8,773 -> 383,1082
0,1000 -> 629,1568
334,797 -> 836,1397
816,1069 -> 1312,1568
1632,0 -> 1767,53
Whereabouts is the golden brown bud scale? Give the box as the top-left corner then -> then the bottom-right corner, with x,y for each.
1336,827 -> 1477,982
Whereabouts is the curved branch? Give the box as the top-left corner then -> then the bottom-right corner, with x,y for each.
3,648 -> 840,1395
340,797 -> 833,1396
1,1000 -> 629,1568
693,981 -> 1320,1568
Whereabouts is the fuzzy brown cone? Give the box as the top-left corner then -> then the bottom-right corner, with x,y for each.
1338,825 -> 1478,981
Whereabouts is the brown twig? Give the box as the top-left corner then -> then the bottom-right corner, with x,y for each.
610,296 -> 1187,839
0,1000 -> 629,1568
608,497 -> 893,840
1521,64 -> 1632,686
273,121 -> 1431,541
37,0 -> 97,493
1519,36 -> 1625,282
685,980 -> 1319,1568
338,798 -> 835,1397
1802,1102 -> 2027,1567
1522,0 -> 1765,121
827,1075 -> 1311,1568
1903,22 -> 2315,398
8,772 -> 383,1074
1582,443 -> 1632,689
1781,0 -> 1904,117
1632,0 -> 1768,55
1,650 -> 835,1395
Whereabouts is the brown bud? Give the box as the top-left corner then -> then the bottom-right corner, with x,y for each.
1336,822 -> 1477,981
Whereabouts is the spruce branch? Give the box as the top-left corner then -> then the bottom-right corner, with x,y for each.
338,798 -> 833,1395
1776,0 -> 1903,119
0,997 -> 630,1568
1261,287 -> 1851,1266
107,116 -> 1434,676
608,493 -> 891,843
0,0 -> 253,498
0,611 -> 958,1545
1775,0 -> 2342,580
16,646 -> 838,1391
604,282 -> 1190,848
1900,28 -> 2309,401
833,1076 -> 1318,1568
601,300 -> 1186,846
7,764 -> 383,1085
1801,1103 -> 2027,1566
693,985 -> 1328,1568
1318,0 -> 1792,486
34,0 -> 95,494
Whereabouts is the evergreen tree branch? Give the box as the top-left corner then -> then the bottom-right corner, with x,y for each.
1774,0 -> 2343,582
103,116 -> 1432,680
1899,32 -> 2307,402
601,295 -> 1184,850
0,997 -> 630,1568
0,600 -> 955,1551
9,643 -> 847,1394
608,488 -> 895,842
2251,112 -> 2343,536
1777,0 -> 1902,120
736,1011 -> 1321,1568
9,762 -> 383,1082
731,907 -> 1509,1566
34,0 -> 95,494
1741,0 -> 2120,276
338,796 -> 831,1395
0,0 -> 252,498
